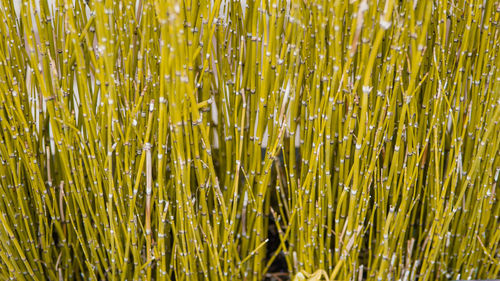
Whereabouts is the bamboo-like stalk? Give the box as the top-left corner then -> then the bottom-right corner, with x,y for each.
0,0 -> 498,280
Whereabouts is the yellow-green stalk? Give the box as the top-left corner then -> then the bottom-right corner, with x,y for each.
0,0 -> 498,280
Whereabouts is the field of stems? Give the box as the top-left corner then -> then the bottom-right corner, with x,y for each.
0,0 -> 499,280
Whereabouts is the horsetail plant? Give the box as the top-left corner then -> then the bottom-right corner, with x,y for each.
0,0 -> 498,280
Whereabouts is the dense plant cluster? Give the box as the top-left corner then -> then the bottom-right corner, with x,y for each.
0,0 -> 499,280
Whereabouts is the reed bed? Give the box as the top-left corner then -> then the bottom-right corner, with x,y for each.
0,0 -> 499,280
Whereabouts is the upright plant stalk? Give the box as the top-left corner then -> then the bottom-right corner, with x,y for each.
0,0 -> 498,280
